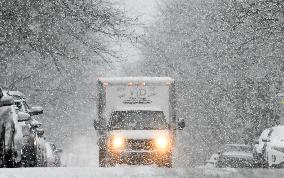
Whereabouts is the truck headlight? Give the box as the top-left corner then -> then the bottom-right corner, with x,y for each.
272,146 -> 284,153
155,137 -> 169,150
110,136 -> 125,150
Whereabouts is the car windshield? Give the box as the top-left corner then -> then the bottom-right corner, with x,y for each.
259,129 -> 270,142
220,145 -> 252,153
14,101 -> 29,113
109,110 -> 168,130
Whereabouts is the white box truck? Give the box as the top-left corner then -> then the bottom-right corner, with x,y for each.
94,77 -> 185,167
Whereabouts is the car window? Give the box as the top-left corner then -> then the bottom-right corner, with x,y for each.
267,128 -> 274,137
259,129 -> 271,142
23,101 -> 30,111
15,100 -> 30,113
270,127 -> 284,141
15,101 -> 24,112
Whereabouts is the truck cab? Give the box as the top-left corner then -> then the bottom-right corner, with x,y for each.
94,77 -> 185,167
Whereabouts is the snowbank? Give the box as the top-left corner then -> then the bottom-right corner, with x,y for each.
1,167 -> 284,178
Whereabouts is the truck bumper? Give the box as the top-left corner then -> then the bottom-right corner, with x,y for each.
109,150 -> 171,164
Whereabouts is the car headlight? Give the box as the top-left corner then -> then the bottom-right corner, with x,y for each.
110,136 -> 125,150
272,146 -> 284,153
155,137 -> 169,150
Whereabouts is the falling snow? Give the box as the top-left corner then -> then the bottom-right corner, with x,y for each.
0,0 -> 284,177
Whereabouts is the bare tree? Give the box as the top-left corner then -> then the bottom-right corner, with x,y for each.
139,0 -> 284,165
0,0 -> 134,148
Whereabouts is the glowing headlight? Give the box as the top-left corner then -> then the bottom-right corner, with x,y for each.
110,136 -> 125,149
156,137 -> 169,150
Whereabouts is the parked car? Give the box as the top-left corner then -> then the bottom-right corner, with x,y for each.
205,153 -> 219,168
4,90 -> 45,167
261,125 -> 284,168
216,144 -> 255,168
253,128 -> 271,167
0,88 -> 30,167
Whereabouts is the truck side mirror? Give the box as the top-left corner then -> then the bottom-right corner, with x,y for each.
29,106 -> 43,116
177,118 -> 185,130
0,96 -> 14,107
18,112 -> 31,122
94,120 -> 103,130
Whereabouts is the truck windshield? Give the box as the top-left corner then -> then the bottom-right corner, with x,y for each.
110,110 -> 168,130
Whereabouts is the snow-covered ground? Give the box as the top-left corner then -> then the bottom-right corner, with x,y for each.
2,167 -> 284,178
61,134 -> 99,167
0,134 -> 273,178
1,133 -> 283,178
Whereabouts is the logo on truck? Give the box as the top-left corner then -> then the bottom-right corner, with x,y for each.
118,87 -> 156,104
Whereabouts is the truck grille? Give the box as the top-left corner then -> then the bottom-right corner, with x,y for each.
127,139 -> 154,151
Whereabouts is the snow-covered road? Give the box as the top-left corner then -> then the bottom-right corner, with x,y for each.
26,135 -> 280,178
1,167 -> 284,178
1,135 -> 277,178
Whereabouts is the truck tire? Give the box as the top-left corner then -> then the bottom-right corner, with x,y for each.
99,149 -> 117,167
158,160 -> 172,168
99,148 -> 106,167
107,156 -> 116,167
157,160 -> 172,168
157,153 -> 172,168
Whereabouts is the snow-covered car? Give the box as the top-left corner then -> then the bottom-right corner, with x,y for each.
0,89 -> 30,167
262,125 -> 284,168
216,144 -> 254,168
205,153 -> 219,168
4,90 -> 45,167
254,128 -> 271,155
253,128 -> 271,167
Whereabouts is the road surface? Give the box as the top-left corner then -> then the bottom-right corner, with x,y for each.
1,167 -> 284,178
2,135 -> 281,178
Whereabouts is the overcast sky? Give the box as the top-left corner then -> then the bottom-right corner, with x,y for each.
117,0 -> 159,24
106,0 -> 161,76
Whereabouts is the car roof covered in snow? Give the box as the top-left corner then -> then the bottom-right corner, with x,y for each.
224,144 -> 250,147
270,125 -> 284,137
98,77 -> 174,84
1,90 -> 26,100
271,125 -> 284,130
222,151 -> 253,158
